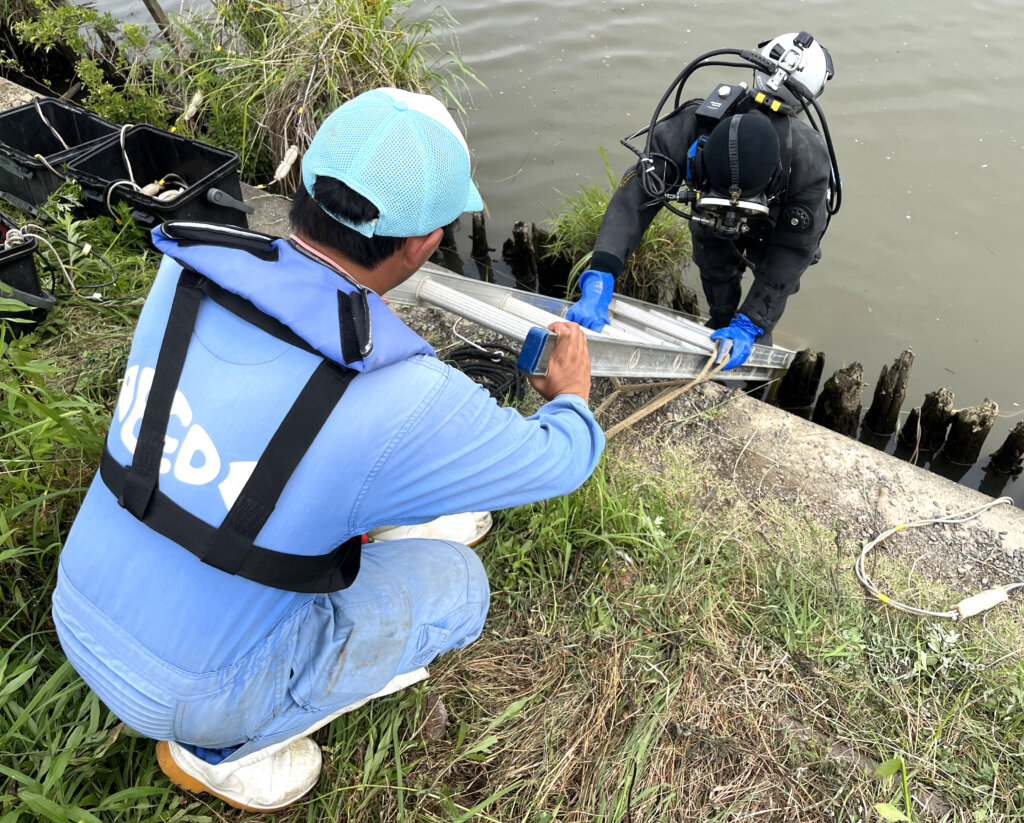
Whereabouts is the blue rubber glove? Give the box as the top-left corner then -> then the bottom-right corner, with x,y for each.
565,269 -> 615,331
709,313 -> 763,370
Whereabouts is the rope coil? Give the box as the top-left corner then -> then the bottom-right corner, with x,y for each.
855,496 -> 1021,619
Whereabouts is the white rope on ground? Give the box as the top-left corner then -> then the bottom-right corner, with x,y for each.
855,496 -> 1022,619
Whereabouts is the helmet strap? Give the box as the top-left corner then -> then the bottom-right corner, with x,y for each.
728,114 -> 743,195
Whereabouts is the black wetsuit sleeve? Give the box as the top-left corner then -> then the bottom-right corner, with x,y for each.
592,107 -> 698,278
739,120 -> 831,332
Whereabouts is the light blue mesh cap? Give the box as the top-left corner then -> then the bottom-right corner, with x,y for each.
302,87 -> 483,238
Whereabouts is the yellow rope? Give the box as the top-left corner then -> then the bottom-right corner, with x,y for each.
603,342 -> 727,440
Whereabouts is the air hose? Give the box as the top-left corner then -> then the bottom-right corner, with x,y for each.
443,342 -> 527,405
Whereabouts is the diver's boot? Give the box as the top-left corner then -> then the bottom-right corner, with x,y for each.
156,735 -> 321,812
367,511 -> 493,546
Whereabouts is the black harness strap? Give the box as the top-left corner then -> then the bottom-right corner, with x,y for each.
766,114 -> 793,203
103,266 -> 363,593
187,268 -> 324,359
119,273 -> 202,519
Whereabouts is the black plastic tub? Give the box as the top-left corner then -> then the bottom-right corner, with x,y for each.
0,98 -> 119,207
0,213 -> 55,339
67,125 -> 252,228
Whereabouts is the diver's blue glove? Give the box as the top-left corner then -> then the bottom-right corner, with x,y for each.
710,313 -> 763,370
566,269 -> 614,331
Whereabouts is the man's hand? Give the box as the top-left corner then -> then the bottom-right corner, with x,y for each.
565,269 -> 614,331
528,321 -> 592,403
709,313 -> 763,370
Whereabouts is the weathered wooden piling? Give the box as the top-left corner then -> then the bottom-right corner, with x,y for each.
898,388 -> 954,452
987,420 -> 1024,475
942,398 -> 999,465
440,222 -> 458,252
862,349 -> 915,435
471,213 -> 490,261
776,349 -> 825,410
501,220 -> 539,291
433,223 -> 464,274
811,362 -> 864,437
468,212 -> 497,281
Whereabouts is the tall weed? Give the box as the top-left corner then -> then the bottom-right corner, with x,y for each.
543,149 -> 698,311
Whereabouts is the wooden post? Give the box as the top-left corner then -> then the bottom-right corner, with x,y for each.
429,222 -> 464,274
811,362 -> 864,437
469,212 -> 496,282
471,212 -> 490,261
776,349 -> 824,410
898,388 -> 954,452
942,398 -> 999,465
987,420 -> 1024,475
440,222 -> 459,253
501,221 -> 539,291
862,349 -> 914,435
140,0 -> 189,58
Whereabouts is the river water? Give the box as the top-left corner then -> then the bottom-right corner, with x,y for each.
106,0 -> 1024,504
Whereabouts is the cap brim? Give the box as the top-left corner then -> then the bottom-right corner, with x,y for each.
464,180 -> 483,213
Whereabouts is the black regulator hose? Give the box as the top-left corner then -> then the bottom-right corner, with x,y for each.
620,46 -> 843,220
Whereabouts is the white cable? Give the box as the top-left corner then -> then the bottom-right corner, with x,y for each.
34,98 -> 68,150
5,225 -> 76,294
119,124 -> 137,186
855,497 -> 1020,620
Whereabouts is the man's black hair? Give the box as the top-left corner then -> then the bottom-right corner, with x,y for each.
289,177 -> 403,270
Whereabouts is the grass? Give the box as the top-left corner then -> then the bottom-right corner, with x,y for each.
157,0 -> 476,190
4,208 -> 1024,821
542,148 -> 698,313
7,0 -> 476,192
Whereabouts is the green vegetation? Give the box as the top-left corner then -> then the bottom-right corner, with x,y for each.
2,6 -> 1023,821
5,0 -> 475,190
542,148 -> 698,312
3,196 -> 1024,820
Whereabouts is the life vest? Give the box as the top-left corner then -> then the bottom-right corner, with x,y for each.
99,221 -> 435,594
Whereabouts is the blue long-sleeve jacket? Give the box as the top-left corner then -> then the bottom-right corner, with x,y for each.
53,249 -> 604,680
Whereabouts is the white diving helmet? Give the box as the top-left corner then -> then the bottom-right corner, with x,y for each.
752,32 -> 834,108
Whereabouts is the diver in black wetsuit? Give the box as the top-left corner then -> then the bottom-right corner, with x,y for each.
568,32 -> 840,371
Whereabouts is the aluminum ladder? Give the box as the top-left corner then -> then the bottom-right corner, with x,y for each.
386,262 -> 795,381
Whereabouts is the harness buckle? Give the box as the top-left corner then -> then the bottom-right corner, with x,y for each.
118,466 -> 158,519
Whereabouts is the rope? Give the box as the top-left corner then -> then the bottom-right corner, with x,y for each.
603,342 -> 727,440
2,223 -> 120,299
443,320 -> 527,404
444,343 -> 526,404
2,225 -> 76,293
34,98 -> 68,150
103,125 -> 189,218
855,496 -> 1022,620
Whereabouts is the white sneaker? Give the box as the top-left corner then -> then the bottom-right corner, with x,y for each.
367,511 -> 492,546
156,668 -> 428,810
157,735 -> 322,811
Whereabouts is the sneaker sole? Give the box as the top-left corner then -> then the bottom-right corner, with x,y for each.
156,741 -> 297,812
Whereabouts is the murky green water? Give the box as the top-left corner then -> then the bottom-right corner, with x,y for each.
105,0 -> 1024,502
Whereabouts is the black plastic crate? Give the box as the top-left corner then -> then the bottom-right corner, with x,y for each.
0,213 -> 55,338
68,125 -> 252,228
0,98 -> 119,207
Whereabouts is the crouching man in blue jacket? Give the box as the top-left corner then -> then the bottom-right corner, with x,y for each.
52,87 -> 604,811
